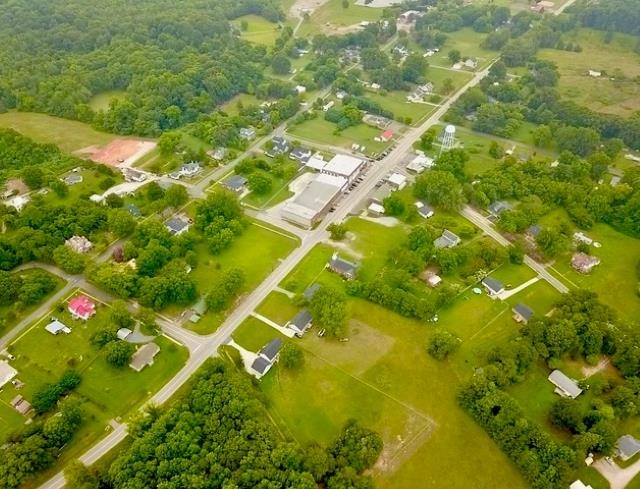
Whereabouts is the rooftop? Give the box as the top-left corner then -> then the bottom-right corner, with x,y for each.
166,216 -> 190,234
616,435 -> 640,460
290,309 -> 312,329
259,338 -> 283,362
285,175 -> 345,216
0,361 -> 17,388
223,175 -> 248,191
129,342 -> 160,372
322,154 -> 364,177
303,283 -> 320,301
512,303 -> 534,321
482,277 -> 504,294
329,253 -> 359,277
251,356 -> 271,374
548,369 -> 583,399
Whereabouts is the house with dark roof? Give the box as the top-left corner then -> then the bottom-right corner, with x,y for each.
548,369 -> 582,399
129,343 -> 160,372
126,203 -> 142,218
266,136 -> 290,157
481,277 -> 504,297
434,229 -> 460,249
64,173 -> 83,185
287,309 -> 312,337
512,303 -> 534,323
303,283 -> 320,301
488,200 -> 512,216
615,435 -> 640,461
222,175 -> 248,194
250,338 -> 283,379
327,253 -> 359,280
415,201 -> 434,219
289,147 -> 312,163
526,224 -> 541,239
166,216 -> 190,236
239,127 -> 256,140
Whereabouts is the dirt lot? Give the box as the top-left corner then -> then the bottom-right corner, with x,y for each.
84,139 -> 156,167
289,0 -> 330,18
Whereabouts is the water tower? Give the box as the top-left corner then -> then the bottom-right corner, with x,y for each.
439,124 -> 456,155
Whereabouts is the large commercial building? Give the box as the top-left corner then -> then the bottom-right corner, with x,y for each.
320,154 -> 365,184
281,174 -> 347,228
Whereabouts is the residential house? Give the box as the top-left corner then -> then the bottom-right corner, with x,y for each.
65,235 -> 93,254
569,481 -> 593,489
548,369 -> 583,399
380,129 -> 394,142
286,309 -> 313,337
0,361 -> 18,388
166,216 -> 190,236
385,172 -> 407,190
129,342 -> 160,372
295,85 -> 306,94
5,195 -> 30,212
368,202 -> 385,216
327,253 -> 359,280
64,174 -> 83,185
250,338 -> 283,379
419,270 -> 442,288
398,10 -> 424,23
122,169 -> 147,183
45,320 -> 71,335
573,232 -> 593,246
406,153 -> 435,173
512,303 -> 534,323
289,147 -> 312,163
68,295 -> 96,320
322,100 -> 335,112
481,277 -> 505,297
239,127 -> 256,140
126,203 -> 142,218
434,229 -> 461,249
615,435 -> 640,461
303,283 -> 320,301
266,136 -> 290,157
10,395 -> 31,415
222,175 -> 248,194
208,148 -> 227,161
117,328 -> 133,340
336,89 -> 348,100
463,58 -> 478,69
488,200 -> 512,216
571,253 -> 600,274
180,162 -> 202,177
370,183 -> 393,205
415,201 -> 434,219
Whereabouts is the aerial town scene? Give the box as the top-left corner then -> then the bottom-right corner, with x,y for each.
0,0 -> 639,488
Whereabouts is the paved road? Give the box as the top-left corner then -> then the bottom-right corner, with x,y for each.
460,206 -> 570,294
38,53 -> 496,489
594,456 -> 640,489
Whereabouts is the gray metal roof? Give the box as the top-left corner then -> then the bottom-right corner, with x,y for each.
303,283 -> 320,301
251,356 -> 270,374
329,255 -> 358,277
434,229 -> 460,248
482,277 -> 504,294
166,217 -> 189,234
513,303 -> 534,321
488,200 -> 512,215
616,435 -> 640,460
548,369 -> 583,398
223,175 -> 248,190
260,338 -> 283,362
290,309 -> 312,329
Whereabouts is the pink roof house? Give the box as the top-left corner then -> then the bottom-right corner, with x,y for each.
381,129 -> 394,142
68,295 -> 96,320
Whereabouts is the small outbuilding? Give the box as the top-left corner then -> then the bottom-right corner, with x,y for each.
512,303 -> 534,323
117,328 -> 133,340
0,361 -> 17,388
45,319 -> 71,335
481,277 -> 505,297
415,201 -> 434,219
10,395 -> 31,415
548,369 -> 583,399
327,253 -> 359,280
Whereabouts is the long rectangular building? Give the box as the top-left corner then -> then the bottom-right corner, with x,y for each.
281,174 -> 346,229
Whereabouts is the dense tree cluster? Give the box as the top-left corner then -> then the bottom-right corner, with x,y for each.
0,269 -> 57,309
195,190 -> 247,254
308,285 -> 349,338
104,360 -> 381,488
573,0 -> 640,36
31,370 -> 82,414
0,0 -> 287,135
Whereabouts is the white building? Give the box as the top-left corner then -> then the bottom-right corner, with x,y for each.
281,174 -> 346,229
321,154 -> 365,184
0,361 -> 17,388
5,195 -> 30,212
406,153 -> 435,173
385,172 -> 407,190
65,235 -> 93,254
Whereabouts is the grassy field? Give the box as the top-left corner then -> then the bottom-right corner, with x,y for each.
488,263 -> 537,288
427,66 -> 474,95
0,295 -> 188,483
429,28 -> 496,69
0,269 -> 64,338
280,243 -> 344,294
539,28 -> 640,117
543,221 -> 640,326
297,0 -> 383,37
45,166 -> 124,204
232,15 -> 280,46
233,316 -> 287,352
506,279 -> 561,318
363,91 -> 436,124
186,222 -> 299,334
88,90 -> 126,112
255,291 -> 299,325
287,117 -> 388,154
0,112 -> 117,152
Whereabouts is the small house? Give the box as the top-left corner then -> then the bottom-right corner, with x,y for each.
419,270 -> 442,288
370,183 -> 393,205
512,303 -> 534,323
117,328 -> 133,340
481,277 -> 505,297
573,232 -> 593,246
615,435 -> 640,461
385,172 -> 407,190
68,295 -> 96,321
368,202 -> 385,216
548,369 -> 582,399
250,338 -> 283,379
65,235 -> 93,254
415,201 -> 434,219
222,175 -> 248,194
380,129 -> 394,142
588,70 -> 601,78
64,174 -> 83,185
239,127 -> 256,140
289,147 -> 312,163
166,216 -> 190,236
0,361 -> 18,388
180,162 -> 202,177
569,481 -> 593,489
463,58 -> 478,69
45,319 -> 71,335
571,253 -> 600,274
303,283 -> 320,301
10,395 -> 31,415
266,136 -> 290,157
129,342 -> 160,372
327,253 -> 359,280
488,200 -> 512,216
406,154 -> 435,173
287,309 -> 312,337
209,148 -> 227,161
126,203 -> 142,218
295,85 -> 307,94
434,229 -> 460,249
336,90 -> 348,100
5,195 -> 30,212
122,169 -> 147,183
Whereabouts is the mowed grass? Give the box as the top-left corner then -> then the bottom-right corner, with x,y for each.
427,66 -> 474,94
539,28 -> 640,116
297,0 -> 383,36
232,15 -> 280,46
186,223 -> 299,334
546,222 -> 640,326
88,90 -> 126,112
287,117 -> 388,154
280,243 -> 344,294
506,279 -> 561,317
233,316 -> 286,352
0,112 -> 116,152
363,91 -> 436,124
429,28 -> 496,69
256,291 -> 299,325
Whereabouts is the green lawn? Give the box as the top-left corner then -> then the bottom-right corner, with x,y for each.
539,28 -> 640,117
45,166 -> 124,204
280,243 -> 340,294
232,15 -> 280,46
186,223 -> 299,334
287,117 -> 389,155
488,263 -> 537,288
0,112 -> 116,152
255,291 -> 299,325
364,91 -> 436,124
220,93 -> 263,116
506,279 -> 561,317
296,0 -> 383,37
0,294 -> 188,483
545,222 -> 640,326
233,316 -> 287,352
427,66 -> 474,95
88,90 -> 126,112
428,28 -> 496,69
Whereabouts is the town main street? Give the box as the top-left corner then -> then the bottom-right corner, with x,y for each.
38,59 -> 497,489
